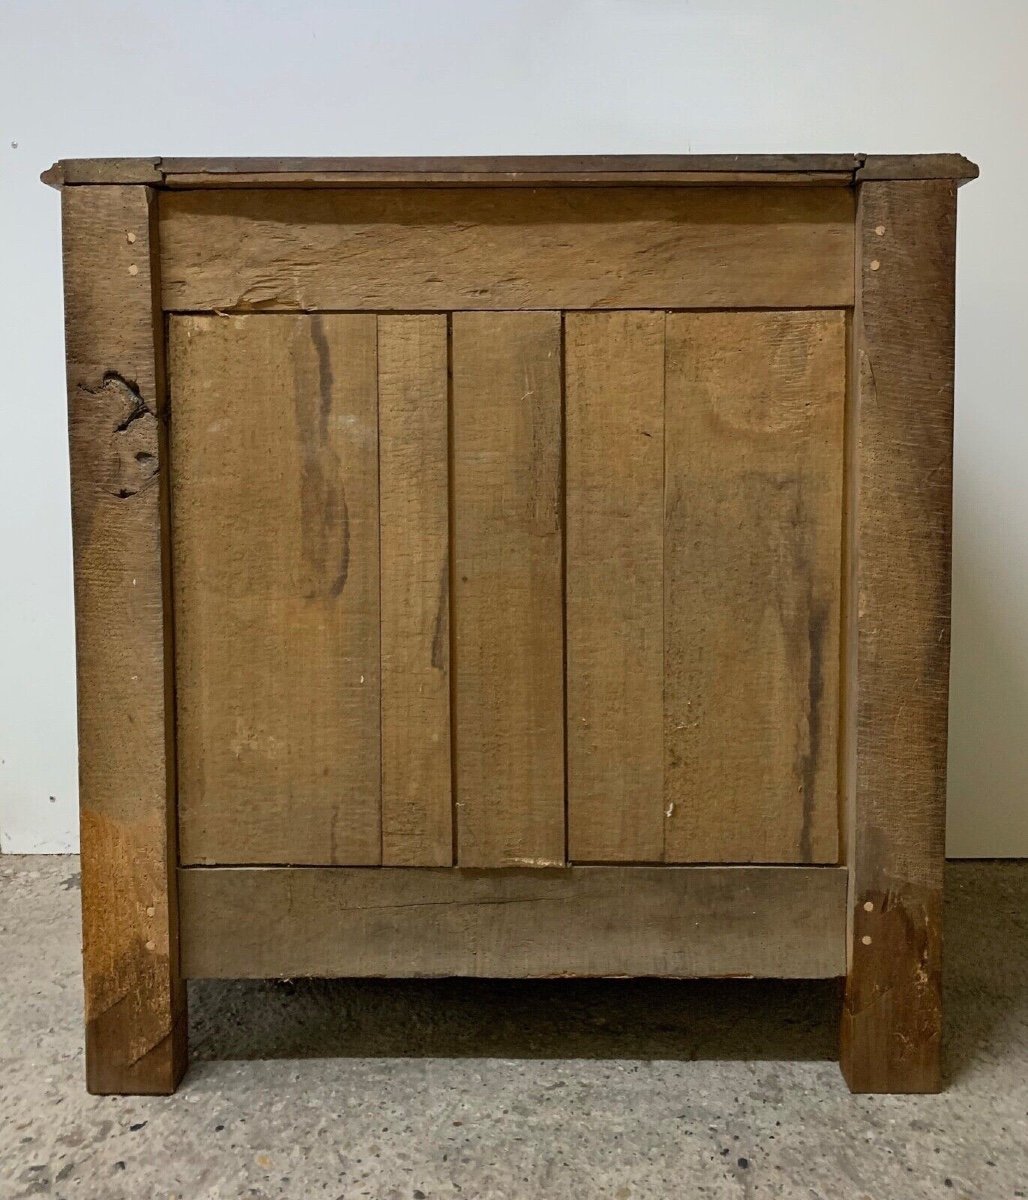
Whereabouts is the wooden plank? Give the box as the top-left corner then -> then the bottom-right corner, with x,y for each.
61,184 -> 186,1094
158,186 -> 855,312
179,865 -> 848,979
43,157 -> 164,188
451,312 -> 564,867
45,153 -> 864,189
857,154 -> 978,183
44,154 -> 980,191
378,316 -> 452,865
663,311 -> 846,864
840,181 -> 958,1094
566,312 -> 666,861
159,171 -> 856,189
170,314 -> 381,865
159,153 -> 865,175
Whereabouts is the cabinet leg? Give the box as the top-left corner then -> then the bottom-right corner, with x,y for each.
838,178 -> 956,1095
63,184 -> 188,1096
80,818 -> 188,1095
86,995 -> 188,1096
839,885 -> 942,1093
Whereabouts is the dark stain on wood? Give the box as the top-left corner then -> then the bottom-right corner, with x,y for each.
294,316 -> 350,599
800,594 -> 829,862
430,556 -> 449,671
309,313 -> 335,432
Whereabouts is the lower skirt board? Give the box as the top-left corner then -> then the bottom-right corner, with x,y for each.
178,865 -> 847,980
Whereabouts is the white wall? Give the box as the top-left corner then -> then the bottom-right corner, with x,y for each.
1,0 -> 1025,855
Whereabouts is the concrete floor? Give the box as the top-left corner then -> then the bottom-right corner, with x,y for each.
0,858 -> 1025,1200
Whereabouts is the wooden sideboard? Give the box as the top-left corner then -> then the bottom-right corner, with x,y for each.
45,152 -> 978,1094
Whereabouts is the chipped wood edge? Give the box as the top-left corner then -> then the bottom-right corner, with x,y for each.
856,154 -> 979,184
62,184 -> 186,1095
839,180 -> 959,1094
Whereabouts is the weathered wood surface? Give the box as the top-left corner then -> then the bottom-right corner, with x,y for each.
663,311 -> 845,863
157,171 -> 856,189
162,153 -> 865,175
62,184 -> 186,1094
451,312 -> 565,867
179,865 -> 848,979
157,186 -> 855,312
840,181 -> 958,1093
565,311 -> 666,861
170,314 -> 381,866
44,152 -> 978,190
378,316 -> 453,865
856,154 -> 978,183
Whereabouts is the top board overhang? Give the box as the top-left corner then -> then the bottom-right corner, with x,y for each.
41,153 -> 980,190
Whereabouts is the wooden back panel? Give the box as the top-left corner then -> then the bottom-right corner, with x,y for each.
170,304 -> 843,866
158,186 -> 854,312
57,158 -> 972,1093
566,311 -> 845,863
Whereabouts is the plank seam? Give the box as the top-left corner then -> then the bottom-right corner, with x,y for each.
446,312 -> 459,867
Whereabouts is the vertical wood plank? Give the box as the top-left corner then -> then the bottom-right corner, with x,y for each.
170,314 -> 381,865
840,181 -> 958,1093
378,315 -> 452,865
62,185 -> 186,1093
565,311 -> 665,861
451,311 -> 565,867
663,310 -> 845,863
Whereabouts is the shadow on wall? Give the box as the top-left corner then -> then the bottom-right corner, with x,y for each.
947,506 -> 1028,856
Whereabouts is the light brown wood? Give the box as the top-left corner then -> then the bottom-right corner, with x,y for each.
61,184 -> 186,1094
663,311 -> 845,863
157,186 -> 855,312
566,311 -> 666,862
451,312 -> 565,867
840,181 -> 958,1093
170,314 -> 381,865
179,865 -> 848,979
378,316 -> 453,865
52,151 -> 975,1097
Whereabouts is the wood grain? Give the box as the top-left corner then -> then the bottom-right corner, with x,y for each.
43,153 -> 978,191
856,154 -> 979,183
840,181 -> 958,1093
378,316 -> 452,865
663,311 -> 845,864
47,152 -> 867,188
170,314 -> 381,866
61,184 -> 186,1094
158,153 -> 865,175
179,865 -> 848,979
157,172 -> 856,189
158,186 -> 855,312
565,312 -> 666,861
451,312 -> 565,867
